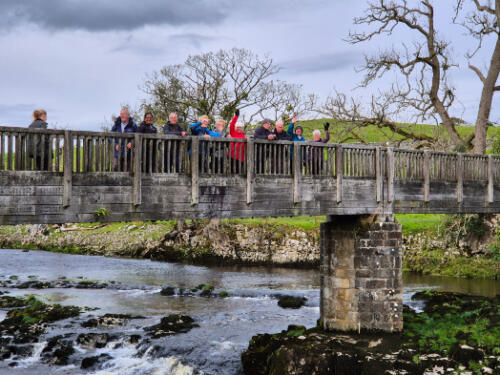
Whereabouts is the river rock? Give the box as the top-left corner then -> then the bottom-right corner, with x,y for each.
81,353 -> 113,370
81,313 -> 145,328
160,286 -> 176,296
41,335 -> 75,366
76,333 -> 116,349
144,314 -> 198,338
277,295 -> 307,309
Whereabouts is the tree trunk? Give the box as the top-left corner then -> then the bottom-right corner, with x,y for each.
473,17 -> 500,154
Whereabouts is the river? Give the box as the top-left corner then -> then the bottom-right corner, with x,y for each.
0,249 -> 499,375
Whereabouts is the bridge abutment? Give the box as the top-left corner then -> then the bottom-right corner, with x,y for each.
320,214 -> 403,332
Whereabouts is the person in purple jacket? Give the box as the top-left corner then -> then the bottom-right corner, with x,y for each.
309,122 -> 330,175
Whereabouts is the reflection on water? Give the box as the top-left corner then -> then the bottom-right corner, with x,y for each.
403,272 -> 500,297
0,249 -> 499,375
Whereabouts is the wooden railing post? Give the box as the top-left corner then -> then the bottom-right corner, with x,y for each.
293,142 -> 301,204
246,138 -> 254,205
63,130 -> 73,208
488,155 -> 494,203
387,147 -> 394,203
336,145 -> 343,203
423,151 -> 430,202
457,153 -> 463,203
375,146 -> 382,203
133,133 -> 142,206
191,137 -> 199,205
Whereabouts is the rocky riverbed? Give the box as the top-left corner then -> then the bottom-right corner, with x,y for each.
242,292 -> 500,375
0,249 -> 499,374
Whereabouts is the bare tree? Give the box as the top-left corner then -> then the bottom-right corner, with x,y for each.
323,0 -> 499,152
455,0 -> 500,154
319,90 -> 437,147
142,48 -> 315,128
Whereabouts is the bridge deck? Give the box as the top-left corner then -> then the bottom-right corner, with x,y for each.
1,126 -> 500,224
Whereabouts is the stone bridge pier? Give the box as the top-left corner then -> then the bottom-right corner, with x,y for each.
320,214 -> 403,333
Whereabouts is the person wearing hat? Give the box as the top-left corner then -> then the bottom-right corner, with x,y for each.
287,116 -> 306,171
287,116 -> 305,142
253,118 -> 274,173
254,118 -> 275,140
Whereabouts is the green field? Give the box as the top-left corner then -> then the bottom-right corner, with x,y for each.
294,119 -> 500,146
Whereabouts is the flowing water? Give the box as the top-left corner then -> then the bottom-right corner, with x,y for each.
0,249 -> 499,375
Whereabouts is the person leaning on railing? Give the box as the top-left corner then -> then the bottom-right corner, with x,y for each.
270,121 -> 292,173
309,122 -> 331,175
163,112 -> 187,173
28,109 -> 50,171
287,116 -> 306,170
201,118 -> 227,173
253,118 -> 274,173
138,112 -> 157,173
111,108 -> 137,172
190,115 -> 213,173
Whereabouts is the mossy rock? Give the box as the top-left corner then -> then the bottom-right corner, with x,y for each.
277,295 -> 307,309
144,314 -> 198,338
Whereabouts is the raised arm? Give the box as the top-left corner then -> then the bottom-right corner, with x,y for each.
229,109 -> 239,137
321,123 -> 330,143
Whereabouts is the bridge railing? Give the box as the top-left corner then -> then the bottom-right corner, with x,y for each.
2,126 -> 500,187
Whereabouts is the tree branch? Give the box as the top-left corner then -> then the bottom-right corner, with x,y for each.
469,64 -> 487,82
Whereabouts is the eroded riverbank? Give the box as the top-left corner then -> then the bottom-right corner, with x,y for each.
1,218 -> 498,279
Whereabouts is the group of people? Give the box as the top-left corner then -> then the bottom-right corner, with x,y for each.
110,107 -> 331,173
25,107 -> 332,173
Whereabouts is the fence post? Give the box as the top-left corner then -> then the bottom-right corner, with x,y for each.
191,137 -> 199,205
63,130 -> 73,208
293,142 -> 301,204
387,147 -> 394,203
457,153 -> 463,203
336,145 -> 343,203
246,138 -> 254,204
133,133 -> 142,206
423,151 -> 430,202
375,146 -> 383,203
488,155 -> 494,203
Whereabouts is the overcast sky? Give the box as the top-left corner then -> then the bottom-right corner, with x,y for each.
0,0 -> 498,130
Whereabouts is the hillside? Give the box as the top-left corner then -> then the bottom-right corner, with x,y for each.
293,119 -> 500,146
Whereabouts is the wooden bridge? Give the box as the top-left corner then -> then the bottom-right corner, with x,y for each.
1,126 -> 499,225
1,125 -> 499,333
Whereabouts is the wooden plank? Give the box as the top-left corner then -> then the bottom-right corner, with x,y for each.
336,145 -> 343,203
133,133 -> 142,206
191,137 -> 199,205
246,138 -> 254,204
375,146 -> 382,203
457,153 -> 463,203
293,143 -> 301,204
387,147 -> 394,203
488,154 -> 494,203
423,150 -> 430,202
63,130 -> 73,208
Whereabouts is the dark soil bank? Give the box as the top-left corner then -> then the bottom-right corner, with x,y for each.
242,291 -> 500,375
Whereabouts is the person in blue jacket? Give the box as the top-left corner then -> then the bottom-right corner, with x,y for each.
287,116 -> 305,142
111,108 -> 138,172
287,116 -> 306,169
189,115 -> 213,172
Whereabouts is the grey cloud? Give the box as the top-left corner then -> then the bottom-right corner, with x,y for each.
281,52 -> 363,74
0,103 -> 36,126
0,0 -> 229,31
168,33 -> 224,48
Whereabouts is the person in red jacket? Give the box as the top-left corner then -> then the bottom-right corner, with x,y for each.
229,109 -> 246,173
